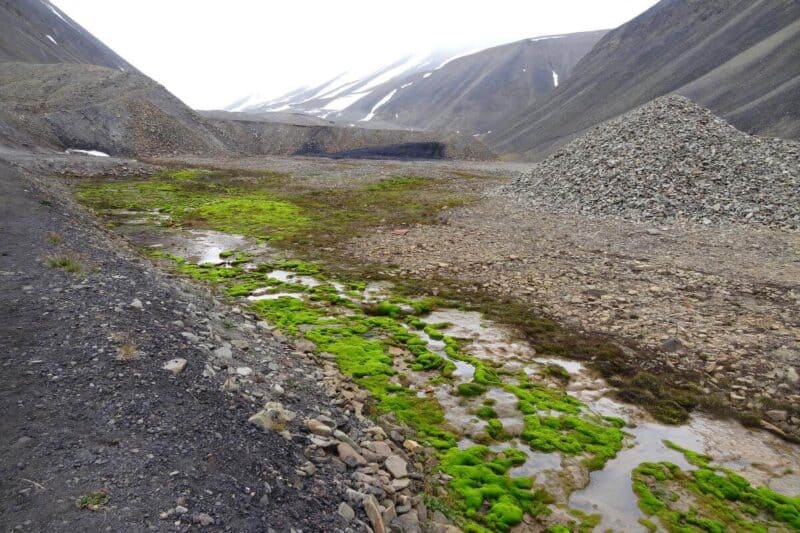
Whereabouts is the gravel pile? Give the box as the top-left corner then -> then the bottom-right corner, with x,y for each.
503,95 -> 800,228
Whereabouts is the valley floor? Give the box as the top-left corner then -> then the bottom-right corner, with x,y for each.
2,150 -> 799,532
172,154 -> 800,438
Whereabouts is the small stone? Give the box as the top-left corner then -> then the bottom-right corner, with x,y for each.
293,340 -> 316,353
162,358 -> 187,375
213,346 -> 233,363
248,402 -> 295,432
338,502 -> 355,521
181,331 -> 199,342
337,442 -> 367,467
193,513 -> 214,526
403,439 -> 421,452
371,440 -> 392,458
305,419 -> 333,437
384,455 -> 407,479
767,409 -> 788,422
391,478 -> 411,491
661,337 -> 683,352
362,494 -> 386,533
221,377 -> 239,392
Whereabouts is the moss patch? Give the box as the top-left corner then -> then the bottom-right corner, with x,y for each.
633,441 -> 800,531
440,446 -> 552,532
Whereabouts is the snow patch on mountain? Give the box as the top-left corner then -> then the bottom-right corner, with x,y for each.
323,91 -> 371,111
360,89 -> 398,121
530,34 -> 566,42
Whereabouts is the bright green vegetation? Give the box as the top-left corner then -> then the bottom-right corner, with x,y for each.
75,169 -> 308,241
76,490 -> 109,510
76,169 -> 473,255
73,167 -> 777,532
520,414 -> 625,471
367,176 -> 427,191
47,255 -> 82,273
440,446 -> 553,532
458,383 -> 488,397
632,441 -> 800,532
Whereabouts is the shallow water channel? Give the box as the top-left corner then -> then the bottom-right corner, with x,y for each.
107,214 -> 800,531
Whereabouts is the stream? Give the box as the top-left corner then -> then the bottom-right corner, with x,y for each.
104,212 -> 800,531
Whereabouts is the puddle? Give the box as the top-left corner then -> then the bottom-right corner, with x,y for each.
422,309 -> 535,362
361,281 -> 393,302
182,230 -> 252,264
267,269 -> 322,287
570,417 -> 700,531
533,357 -> 586,375
247,291 -> 303,301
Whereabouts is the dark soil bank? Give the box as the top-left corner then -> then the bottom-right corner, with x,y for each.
0,159 -> 354,532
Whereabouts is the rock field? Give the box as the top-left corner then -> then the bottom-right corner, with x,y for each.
503,96 -> 800,229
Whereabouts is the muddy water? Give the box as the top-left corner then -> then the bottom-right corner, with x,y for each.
117,222 -> 800,531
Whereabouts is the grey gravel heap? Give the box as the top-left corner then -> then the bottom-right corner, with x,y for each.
503,95 -> 800,229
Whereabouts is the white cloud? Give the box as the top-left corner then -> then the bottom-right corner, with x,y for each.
52,0 -> 659,109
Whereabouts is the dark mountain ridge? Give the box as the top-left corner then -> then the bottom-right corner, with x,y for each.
490,0 -> 800,160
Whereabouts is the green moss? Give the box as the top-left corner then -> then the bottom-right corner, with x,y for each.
77,490 -> 109,510
75,173 -> 308,241
440,446 -> 550,532
505,375 -> 583,415
638,518 -> 658,531
475,406 -> 498,419
373,301 -> 403,317
650,399 -> 690,425
633,444 -> 800,531
367,176 -> 427,191
458,383 -> 487,397
47,255 -> 82,273
424,323 -> 445,340
250,296 -> 326,334
544,363 -> 570,382
520,414 -> 624,471
487,418 -> 509,441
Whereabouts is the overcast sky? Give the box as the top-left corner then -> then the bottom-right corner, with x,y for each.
52,0 -> 659,110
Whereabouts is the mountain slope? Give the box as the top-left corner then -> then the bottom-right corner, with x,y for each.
0,0 -> 137,71
490,0 -> 800,160
1,0 -> 488,160
228,32 -> 607,141
227,50 -> 457,120
345,31 -> 607,137
0,62 -> 228,156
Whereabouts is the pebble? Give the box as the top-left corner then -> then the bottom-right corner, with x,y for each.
384,455 -> 407,479
338,502 -> 355,521
162,358 -> 187,375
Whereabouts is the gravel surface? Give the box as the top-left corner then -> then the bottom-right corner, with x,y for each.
0,156 -> 361,531
502,96 -> 800,228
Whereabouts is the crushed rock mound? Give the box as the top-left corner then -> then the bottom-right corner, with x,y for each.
503,95 -> 800,229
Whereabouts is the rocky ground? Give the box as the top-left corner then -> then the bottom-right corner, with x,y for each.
0,153 -> 440,532
354,190 -> 800,436
503,96 -> 800,229
150,152 -> 800,437
3,146 -> 799,531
